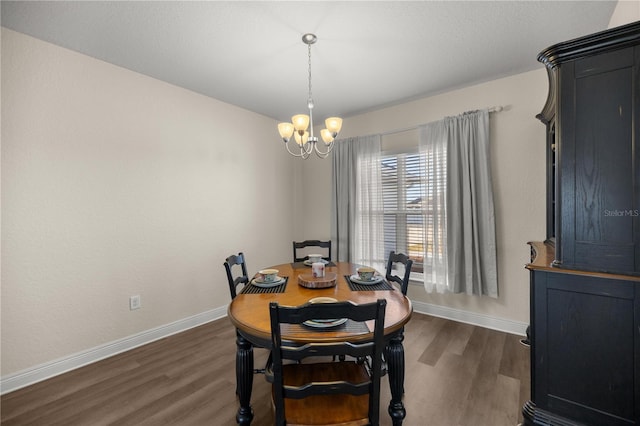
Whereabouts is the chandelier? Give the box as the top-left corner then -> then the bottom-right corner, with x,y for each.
277,33 -> 342,159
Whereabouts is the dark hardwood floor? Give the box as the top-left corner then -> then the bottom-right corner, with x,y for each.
1,313 -> 529,426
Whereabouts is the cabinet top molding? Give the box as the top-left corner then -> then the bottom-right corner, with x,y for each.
538,20 -> 640,68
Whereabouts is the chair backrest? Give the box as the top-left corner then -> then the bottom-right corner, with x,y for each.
224,252 -> 249,299
292,239 -> 332,262
385,251 -> 413,295
269,299 -> 386,425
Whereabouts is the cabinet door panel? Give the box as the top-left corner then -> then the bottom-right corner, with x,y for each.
575,67 -> 633,244
536,272 -> 637,425
560,46 -> 638,273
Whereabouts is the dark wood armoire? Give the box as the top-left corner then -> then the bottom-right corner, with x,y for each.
524,21 -> 640,426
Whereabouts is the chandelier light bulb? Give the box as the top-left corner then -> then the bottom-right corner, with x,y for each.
325,117 -> 343,135
295,131 -> 309,146
278,122 -> 294,142
320,128 -> 334,144
292,114 -> 310,132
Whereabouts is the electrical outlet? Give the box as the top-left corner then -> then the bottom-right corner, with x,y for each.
130,295 -> 141,310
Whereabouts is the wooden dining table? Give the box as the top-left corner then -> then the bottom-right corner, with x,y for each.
227,261 -> 413,425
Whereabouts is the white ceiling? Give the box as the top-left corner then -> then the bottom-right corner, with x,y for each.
1,1 -> 618,123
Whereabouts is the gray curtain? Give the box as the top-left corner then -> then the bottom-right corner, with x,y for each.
430,109 -> 498,297
330,135 -> 381,262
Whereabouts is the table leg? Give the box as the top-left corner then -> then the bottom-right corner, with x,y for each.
235,332 -> 254,425
385,329 -> 406,426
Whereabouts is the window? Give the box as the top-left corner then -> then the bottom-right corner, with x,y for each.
381,152 -> 426,275
352,133 -> 448,288
350,110 -> 495,295
359,145 -> 446,283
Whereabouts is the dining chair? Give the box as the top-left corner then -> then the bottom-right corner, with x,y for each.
385,251 -> 413,296
223,252 -> 269,392
267,299 -> 387,426
383,251 -> 413,395
292,239 -> 332,262
224,252 -> 250,299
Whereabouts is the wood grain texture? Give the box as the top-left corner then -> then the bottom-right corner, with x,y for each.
1,314 -> 529,426
297,272 -> 337,288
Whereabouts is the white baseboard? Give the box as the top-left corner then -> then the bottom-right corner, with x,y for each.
411,300 -> 529,336
2,303 -> 527,395
0,306 -> 228,395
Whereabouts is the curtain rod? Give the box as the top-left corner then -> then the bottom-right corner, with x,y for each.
379,105 -> 504,137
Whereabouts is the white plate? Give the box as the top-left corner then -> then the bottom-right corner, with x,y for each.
303,318 -> 348,328
303,259 -> 329,266
349,274 -> 384,285
309,296 -> 337,304
251,276 -> 285,288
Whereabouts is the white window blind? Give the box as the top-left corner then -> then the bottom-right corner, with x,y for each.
355,146 -> 447,282
381,152 -> 425,274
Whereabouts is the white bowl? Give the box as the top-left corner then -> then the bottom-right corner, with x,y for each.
356,267 -> 376,281
259,268 -> 279,282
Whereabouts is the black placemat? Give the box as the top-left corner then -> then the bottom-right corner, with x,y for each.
344,275 -> 394,291
291,261 -> 336,269
241,276 -> 289,294
281,319 -> 370,337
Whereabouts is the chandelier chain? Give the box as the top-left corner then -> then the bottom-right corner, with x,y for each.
307,43 -> 313,103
